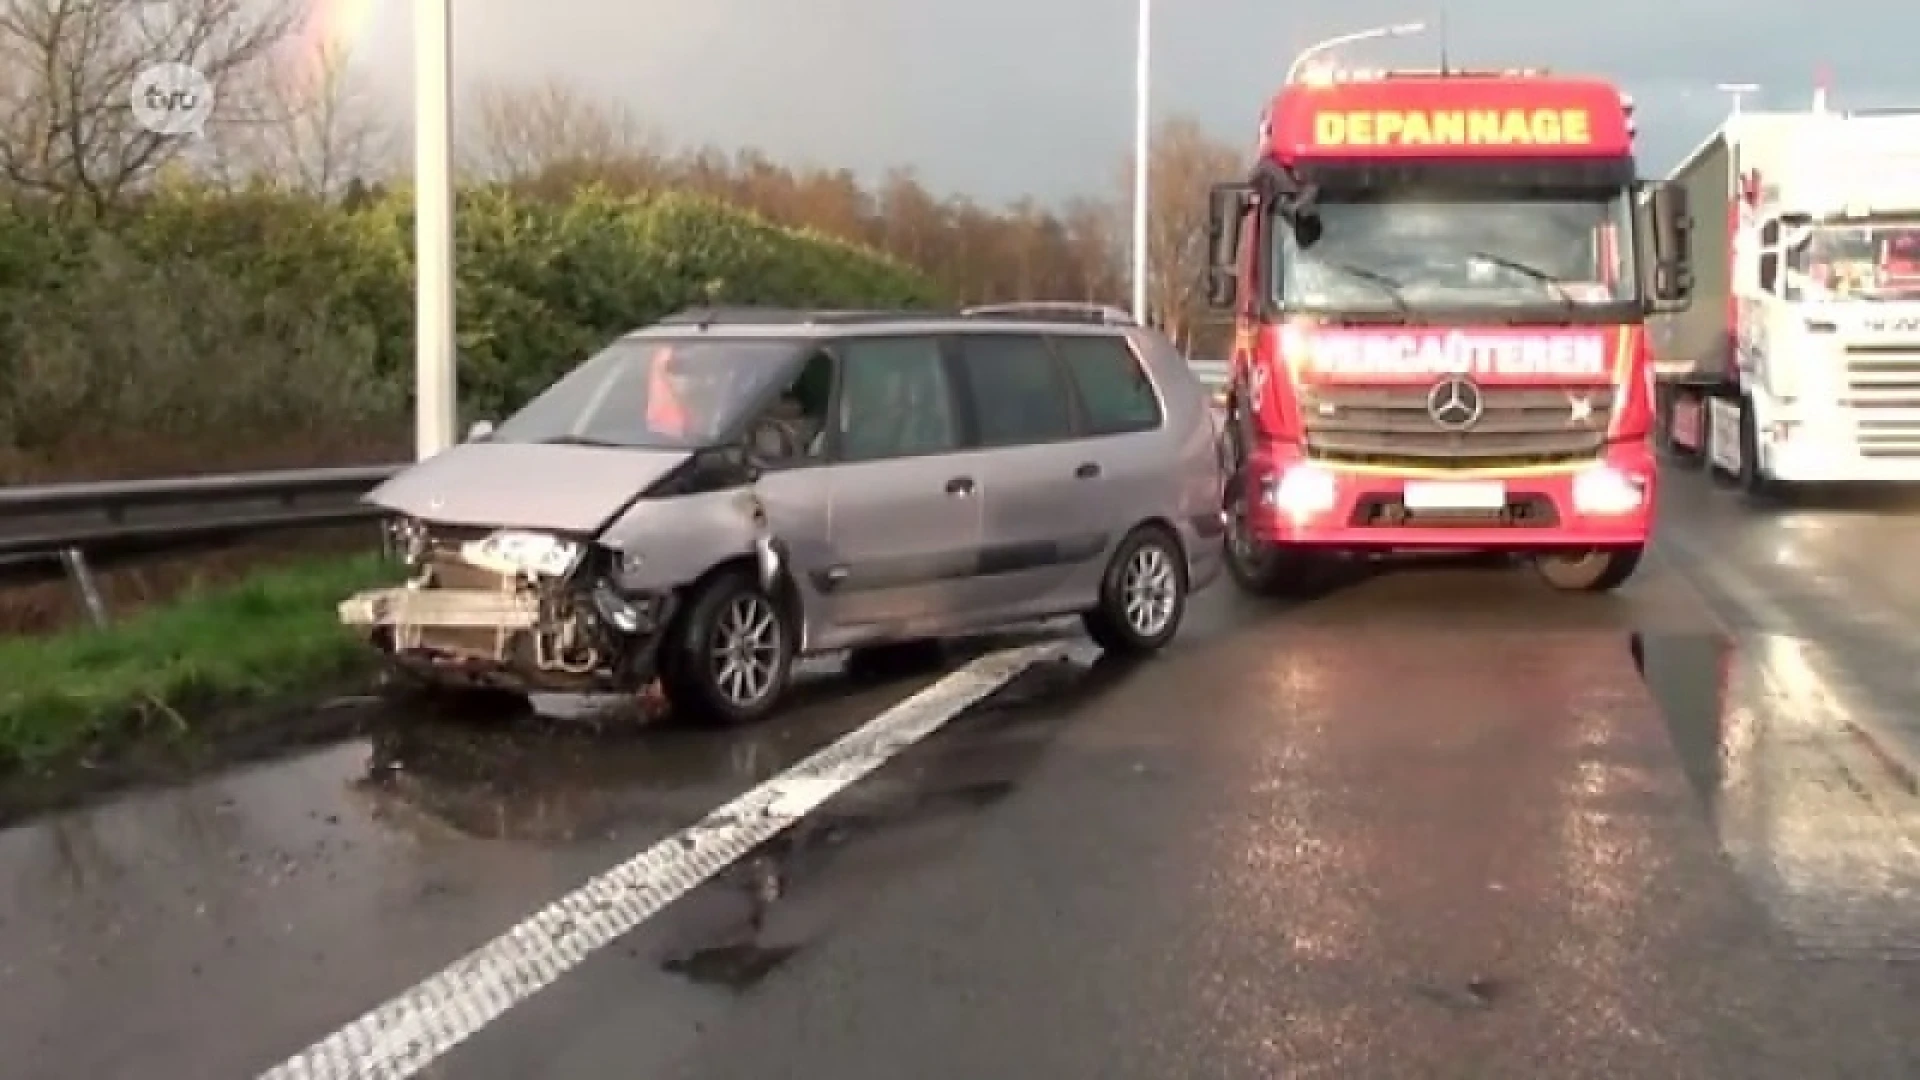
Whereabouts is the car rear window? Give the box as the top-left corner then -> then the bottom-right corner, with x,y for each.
1052,335 -> 1162,435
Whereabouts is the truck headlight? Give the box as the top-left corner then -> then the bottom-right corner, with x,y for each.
1571,466 -> 1645,515
461,530 -> 583,577
1269,465 -> 1337,515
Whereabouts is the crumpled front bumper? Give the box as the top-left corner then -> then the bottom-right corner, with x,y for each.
340,584 -> 547,688
338,585 -> 540,637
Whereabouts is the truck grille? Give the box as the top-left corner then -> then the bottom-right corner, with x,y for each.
1841,345 -> 1920,458
1300,384 -> 1614,468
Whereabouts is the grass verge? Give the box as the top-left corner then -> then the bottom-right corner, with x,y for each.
0,553 -> 398,776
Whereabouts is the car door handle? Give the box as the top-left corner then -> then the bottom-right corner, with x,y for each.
945,475 -> 975,496
1075,462 -> 1100,479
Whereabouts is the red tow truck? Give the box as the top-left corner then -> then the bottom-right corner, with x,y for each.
1202,66 -> 1695,594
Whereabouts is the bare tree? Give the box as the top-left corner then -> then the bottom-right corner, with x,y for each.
461,75 -> 663,181
207,37 -> 398,195
1119,114 -> 1243,351
0,0 -> 302,211
1059,195 -> 1122,303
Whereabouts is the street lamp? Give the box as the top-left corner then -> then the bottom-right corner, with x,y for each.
1716,82 -> 1761,116
1285,21 -> 1427,84
1129,0 -> 1150,324
414,0 -> 457,460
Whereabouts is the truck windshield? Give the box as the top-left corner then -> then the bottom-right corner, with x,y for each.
1271,189 -> 1638,315
1783,214 -> 1920,302
489,337 -> 803,449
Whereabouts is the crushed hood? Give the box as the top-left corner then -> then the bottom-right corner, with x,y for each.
366,442 -> 689,535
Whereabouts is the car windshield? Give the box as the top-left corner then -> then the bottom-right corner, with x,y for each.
489,337 -> 802,449
1271,188 -> 1639,315
1782,214 -> 1920,302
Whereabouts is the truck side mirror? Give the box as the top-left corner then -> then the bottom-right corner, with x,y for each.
1648,182 -> 1693,309
1206,182 -> 1253,309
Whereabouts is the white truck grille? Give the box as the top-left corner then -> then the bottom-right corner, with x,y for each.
1841,344 -> 1920,457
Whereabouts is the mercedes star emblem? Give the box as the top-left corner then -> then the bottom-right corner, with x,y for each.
1425,376 -> 1484,431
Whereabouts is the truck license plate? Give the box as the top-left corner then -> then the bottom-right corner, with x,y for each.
1403,481 -> 1506,510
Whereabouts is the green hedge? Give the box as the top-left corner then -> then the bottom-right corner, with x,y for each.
0,185 -> 942,472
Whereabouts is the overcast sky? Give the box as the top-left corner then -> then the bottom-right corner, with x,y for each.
344,0 -> 1918,204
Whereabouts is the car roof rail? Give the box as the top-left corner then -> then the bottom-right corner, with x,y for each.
656,306 -> 937,327
960,301 -> 1138,326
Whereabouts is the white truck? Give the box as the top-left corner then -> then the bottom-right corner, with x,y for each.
1650,104 -> 1920,496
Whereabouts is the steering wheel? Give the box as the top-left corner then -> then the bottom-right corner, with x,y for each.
746,416 -> 803,462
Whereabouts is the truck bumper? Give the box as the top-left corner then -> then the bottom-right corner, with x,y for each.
1764,427 -> 1920,483
1242,444 -> 1655,550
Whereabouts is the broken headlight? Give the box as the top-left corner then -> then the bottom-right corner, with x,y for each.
460,530 -> 584,578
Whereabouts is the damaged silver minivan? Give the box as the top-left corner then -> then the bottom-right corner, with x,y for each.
338,305 -> 1225,724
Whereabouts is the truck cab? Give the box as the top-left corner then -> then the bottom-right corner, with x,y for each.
1204,67 -> 1694,594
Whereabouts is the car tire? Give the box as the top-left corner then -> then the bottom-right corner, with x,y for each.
1082,525 -> 1188,655
1532,546 -> 1643,592
659,569 -> 796,727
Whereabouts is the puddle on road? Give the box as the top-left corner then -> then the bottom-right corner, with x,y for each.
1631,630 -> 1920,962
356,667 -> 902,847
645,646 -> 1134,993
357,626 -> 1088,847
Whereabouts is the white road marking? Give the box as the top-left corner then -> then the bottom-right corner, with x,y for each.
258,642 -> 1066,1080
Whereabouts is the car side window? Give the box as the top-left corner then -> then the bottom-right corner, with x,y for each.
954,333 -> 1076,446
833,336 -> 960,462
747,350 -> 835,465
1052,334 -> 1163,435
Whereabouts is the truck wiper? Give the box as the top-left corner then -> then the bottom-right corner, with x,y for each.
1468,250 -> 1577,309
1322,262 -> 1412,312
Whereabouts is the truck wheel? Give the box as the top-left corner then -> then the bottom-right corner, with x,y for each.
1223,472 -> 1337,599
659,569 -> 795,727
1533,546 -> 1643,592
1224,472 -> 1287,593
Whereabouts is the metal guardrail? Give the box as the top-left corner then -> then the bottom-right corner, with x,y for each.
0,464 -> 403,626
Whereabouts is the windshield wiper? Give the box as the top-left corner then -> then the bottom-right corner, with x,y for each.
1467,250 -> 1578,309
1321,262 -> 1412,312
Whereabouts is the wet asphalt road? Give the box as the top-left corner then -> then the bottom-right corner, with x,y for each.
3,467 -> 1918,1079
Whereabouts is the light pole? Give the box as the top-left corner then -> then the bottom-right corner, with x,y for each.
414,0 -> 457,459
1129,0 -> 1150,324
1285,21 -> 1427,84
1716,82 -> 1760,116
